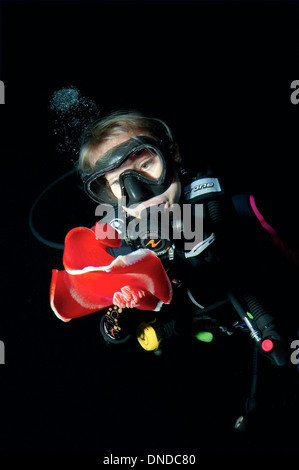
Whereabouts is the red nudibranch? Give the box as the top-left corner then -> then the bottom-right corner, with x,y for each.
50,224 -> 173,322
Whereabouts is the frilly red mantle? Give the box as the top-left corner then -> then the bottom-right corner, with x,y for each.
50,224 -> 173,322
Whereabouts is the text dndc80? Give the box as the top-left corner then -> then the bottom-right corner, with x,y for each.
147,455 -> 196,465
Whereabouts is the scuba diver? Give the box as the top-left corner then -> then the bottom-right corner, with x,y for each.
49,109 -> 297,368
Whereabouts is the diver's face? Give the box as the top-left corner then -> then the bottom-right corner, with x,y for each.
94,133 -> 181,217
105,148 -> 163,199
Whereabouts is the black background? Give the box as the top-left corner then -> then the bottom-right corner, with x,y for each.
1,0 -> 299,462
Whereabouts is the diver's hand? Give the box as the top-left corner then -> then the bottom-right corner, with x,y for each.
113,286 -> 145,309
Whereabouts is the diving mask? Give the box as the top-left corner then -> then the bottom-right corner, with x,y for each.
80,136 -> 175,207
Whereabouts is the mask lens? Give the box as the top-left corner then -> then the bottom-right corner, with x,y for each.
116,147 -> 163,188
87,146 -> 165,204
88,174 -> 122,204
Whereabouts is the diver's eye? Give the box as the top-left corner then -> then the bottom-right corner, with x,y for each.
140,158 -> 154,171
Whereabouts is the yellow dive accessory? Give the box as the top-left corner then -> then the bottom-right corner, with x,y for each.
136,321 -> 161,351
